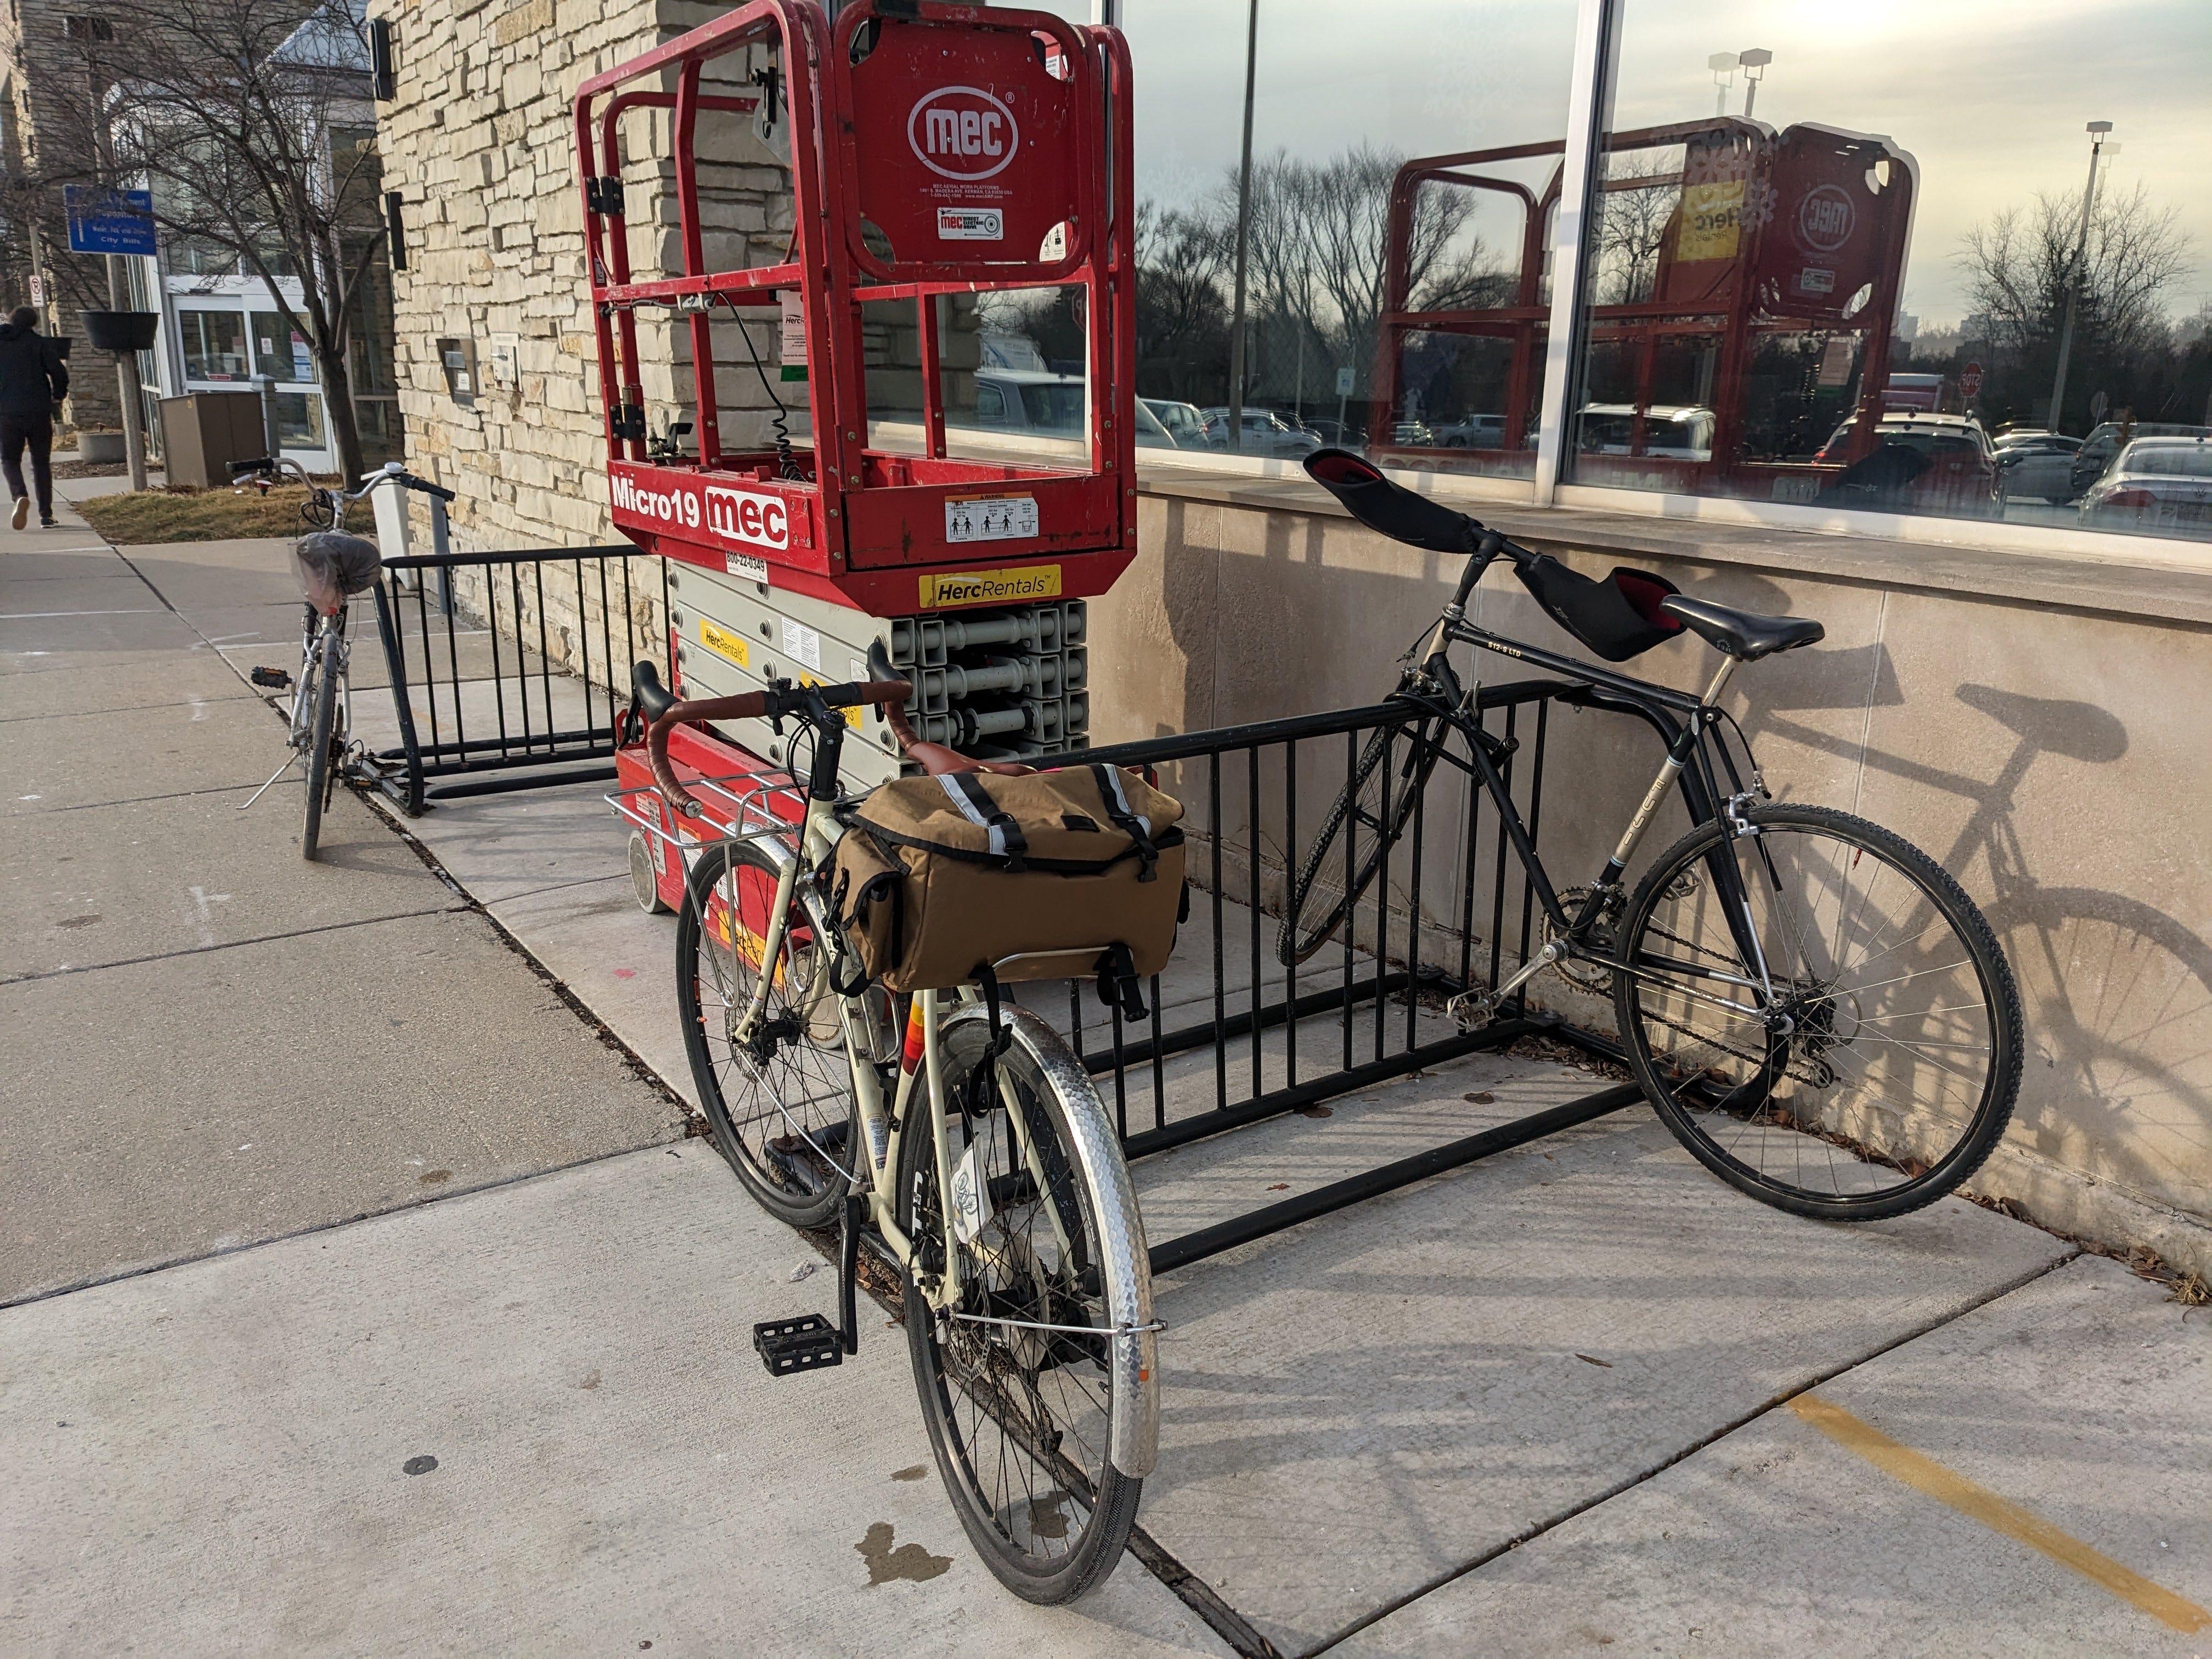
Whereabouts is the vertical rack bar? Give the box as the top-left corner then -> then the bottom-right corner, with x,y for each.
1210,753 -> 1226,1115
1247,744 -> 1262,1099
1405,724 -> 1427,1053
534,559 -> 555,752
1283,737 -> 1297,1089
1374,725 -> 1391,1063
1340,724 -> 1357,1072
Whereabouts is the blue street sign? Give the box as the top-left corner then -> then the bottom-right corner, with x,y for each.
64,187 -> 157,257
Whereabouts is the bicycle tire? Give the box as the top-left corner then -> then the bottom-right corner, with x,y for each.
1276,718 -> 1442,966
899,1004 -> 1154,1605
300,633 -> 340,861
1614,803 -> 2022,1221
676,838 -> 855,1229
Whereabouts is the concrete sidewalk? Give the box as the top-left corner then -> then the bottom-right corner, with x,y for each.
5,495 -> 2209,1657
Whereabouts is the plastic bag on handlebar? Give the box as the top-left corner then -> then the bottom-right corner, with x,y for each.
1514,555 -> 1684,662
293,531 -> 383,612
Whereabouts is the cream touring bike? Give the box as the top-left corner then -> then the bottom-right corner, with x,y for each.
612,659 -> 1160,1604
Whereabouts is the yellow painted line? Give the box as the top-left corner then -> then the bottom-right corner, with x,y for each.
1790,1393 -> 2209,1635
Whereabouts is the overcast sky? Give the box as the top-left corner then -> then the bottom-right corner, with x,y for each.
1070,0 -> 2211,326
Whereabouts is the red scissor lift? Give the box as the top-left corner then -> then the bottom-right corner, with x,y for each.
1372,119 -> 1927,503
582,0 -> 1134,876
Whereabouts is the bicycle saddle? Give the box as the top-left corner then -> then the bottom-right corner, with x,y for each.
1658,595 -> 1825,661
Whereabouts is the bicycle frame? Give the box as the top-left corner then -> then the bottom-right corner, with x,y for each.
1391,574 -> 1785,1022
680,715 -> 1088,1324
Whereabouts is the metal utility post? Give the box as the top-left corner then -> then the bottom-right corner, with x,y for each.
1708,52 -> 1734,119
1224,0 -> 1259,454
88,64 -> 149,493
1737,48 -> 1771,119
2047,120 -> 2113,436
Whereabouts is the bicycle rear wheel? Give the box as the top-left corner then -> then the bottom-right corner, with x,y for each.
676,838 -> 855,1228
1277,717 -> 1442,966
898,1004 -> 1156,1605
300,631 -> 340,861
1614,803 -> 2022,1220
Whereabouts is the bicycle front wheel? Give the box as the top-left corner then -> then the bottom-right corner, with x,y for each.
1277,717 -> 1442,966
676,838 -> 855,1228
898,1003 -> 1156,1605
300,631 -> 340,861
1615,803 -> 2022,1221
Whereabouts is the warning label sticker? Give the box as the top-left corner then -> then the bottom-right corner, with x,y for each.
937,206 -> 1004,241
919,563 -> 1062,610
945,494 -> 1039,543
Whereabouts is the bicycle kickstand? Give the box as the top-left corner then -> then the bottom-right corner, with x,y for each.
237,751 -> 301,811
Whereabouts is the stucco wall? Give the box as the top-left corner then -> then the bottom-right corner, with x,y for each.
1092,479 -> 2212,1279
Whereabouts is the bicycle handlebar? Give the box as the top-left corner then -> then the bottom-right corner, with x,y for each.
646,678 -> 915,818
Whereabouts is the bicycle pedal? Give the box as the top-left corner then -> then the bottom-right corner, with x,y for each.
1447,990 -> 1498,1029
753,1313 -> 843,1376
250,665 -> 292,690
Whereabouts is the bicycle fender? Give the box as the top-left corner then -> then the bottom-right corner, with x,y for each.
953,1004 -> 1159,1477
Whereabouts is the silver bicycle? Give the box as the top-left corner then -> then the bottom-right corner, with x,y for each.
235,458 -> 456,859
614,662 -> 1159,1605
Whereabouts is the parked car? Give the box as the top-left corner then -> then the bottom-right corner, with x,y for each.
973,370 -> 1177,449
1300,415 -> 1363,448
2077,436 -> 2212,532
1142,398 -> 1209,449
2070,421 -> 2212,499
1434,413 -> 1508,449
1816,413 -> 1999,513
1390,420 -> 1439,448
1994,433 -> 2084,504
1198,407 -> 1321,458
1578,403 -> 1716,461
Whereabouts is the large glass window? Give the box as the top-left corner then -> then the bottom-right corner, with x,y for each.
250,311 -> 315,384
1118,0 -> 1581,471
178,309 -> 249,381
1562,3 -> 2212,542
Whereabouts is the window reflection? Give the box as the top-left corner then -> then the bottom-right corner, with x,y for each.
1572,3 -> 2212,540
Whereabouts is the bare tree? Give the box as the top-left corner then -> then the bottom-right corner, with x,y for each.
1958,182 -> 2192,363
47,0 -> 388,479
1595,154 -> 1684,307
1133,200 -> 1232,396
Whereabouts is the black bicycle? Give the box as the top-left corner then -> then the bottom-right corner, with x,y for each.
1279,449 -> 2023,1222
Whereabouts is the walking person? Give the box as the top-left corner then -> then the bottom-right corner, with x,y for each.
1,306 -> 71,530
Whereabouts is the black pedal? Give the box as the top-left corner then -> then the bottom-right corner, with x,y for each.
250,665 -> 292,690
754,1313 -> 843,1376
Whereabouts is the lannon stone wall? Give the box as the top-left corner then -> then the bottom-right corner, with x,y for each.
374,0 -> 811,680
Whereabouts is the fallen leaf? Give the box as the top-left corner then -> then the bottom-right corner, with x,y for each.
1464,1091 -> 1496,1104
1267,1183 -> 1289,1191
1576,1353 -> 1613,1368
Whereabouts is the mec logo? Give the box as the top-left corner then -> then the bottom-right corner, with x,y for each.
1796,184 -> 1855,254
703,483 -> 790,551
908,86 -> 1019,182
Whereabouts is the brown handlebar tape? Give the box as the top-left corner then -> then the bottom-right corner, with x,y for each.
646,679 -> 914,818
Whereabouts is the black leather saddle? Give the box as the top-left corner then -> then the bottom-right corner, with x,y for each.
1658,596 -> 1825,661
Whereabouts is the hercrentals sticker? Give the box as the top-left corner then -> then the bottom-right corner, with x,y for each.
918,565 -> 1062,609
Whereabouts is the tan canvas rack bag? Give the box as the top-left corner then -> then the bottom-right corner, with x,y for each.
828,764 -> 1187,1003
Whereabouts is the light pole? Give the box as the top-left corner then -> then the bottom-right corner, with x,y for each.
1708,52 -> 1735,119
2047,120 -> 2113,437
1224,0 -> 1259,454
1737,48 -> 1772,120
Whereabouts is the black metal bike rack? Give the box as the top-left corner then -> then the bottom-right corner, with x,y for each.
366,545 -> 669,814
1050,682 -> 1646,1277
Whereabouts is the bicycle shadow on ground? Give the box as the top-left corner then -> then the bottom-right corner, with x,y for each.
1769,681 -> 2212,1227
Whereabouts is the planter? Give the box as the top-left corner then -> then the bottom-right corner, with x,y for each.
80,310 -> 160,353
78,431 -> 127,463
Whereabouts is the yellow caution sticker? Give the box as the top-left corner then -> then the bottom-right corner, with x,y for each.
919,564 -> 1063,610
699,617 -> 751,667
